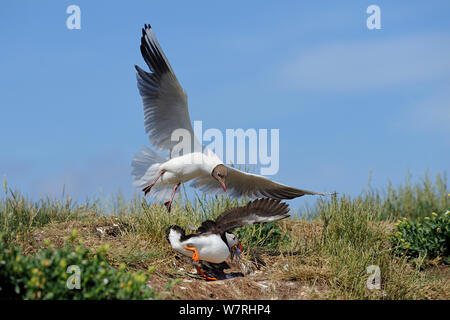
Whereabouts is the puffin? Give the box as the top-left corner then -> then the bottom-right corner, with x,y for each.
166,198 -> 290,280
131,24 -> 328,212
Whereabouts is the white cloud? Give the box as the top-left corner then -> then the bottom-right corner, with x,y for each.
280,33 -> 450,92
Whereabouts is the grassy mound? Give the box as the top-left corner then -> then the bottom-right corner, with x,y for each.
0,172 -> 448,299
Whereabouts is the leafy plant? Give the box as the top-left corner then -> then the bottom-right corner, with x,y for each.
0,231 -> 158,300
392,211 -> 449,264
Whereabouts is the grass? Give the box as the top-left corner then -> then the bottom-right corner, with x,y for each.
0,171 -> 448,299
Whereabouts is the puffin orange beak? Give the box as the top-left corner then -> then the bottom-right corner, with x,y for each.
230,241 -> 242,262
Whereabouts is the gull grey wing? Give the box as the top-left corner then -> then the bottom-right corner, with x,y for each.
226,167 -> 328,199
135,24 -> 199,153
214,198 -> 290,233
190,166 -> 328,200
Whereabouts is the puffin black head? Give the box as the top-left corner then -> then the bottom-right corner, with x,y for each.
212,164 -> 228,193
166,225 -> 186,243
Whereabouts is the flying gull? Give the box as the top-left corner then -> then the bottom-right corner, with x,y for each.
132,24 -> 327,211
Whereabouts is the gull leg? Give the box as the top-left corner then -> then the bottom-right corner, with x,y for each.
142,169 -> 166,196
164,182 -> 180,212
184,245 -> 216,281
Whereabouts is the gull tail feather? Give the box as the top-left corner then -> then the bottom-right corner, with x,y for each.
131,145 -> 166,188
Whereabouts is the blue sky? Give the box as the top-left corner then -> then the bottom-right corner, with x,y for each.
1,1 -> 449,209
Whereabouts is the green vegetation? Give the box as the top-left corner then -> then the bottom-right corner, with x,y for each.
0,231 -> 157,300
0,171 -> 448,299
315,194 -> 424,299
392,211 -> 449,265
236,221 -> 290,250
307,170 -> 448,221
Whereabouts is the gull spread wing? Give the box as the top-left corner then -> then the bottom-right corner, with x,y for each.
135,24 -> 199,153
214,199 -> 290,233
191,166 -> 327,200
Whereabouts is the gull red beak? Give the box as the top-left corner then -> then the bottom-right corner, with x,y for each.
221,181 -> 227,193
238,241 -> 243,252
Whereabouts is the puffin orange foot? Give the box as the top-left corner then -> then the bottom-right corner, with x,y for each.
184,245 -> 199,262
196,266 -> 217,281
